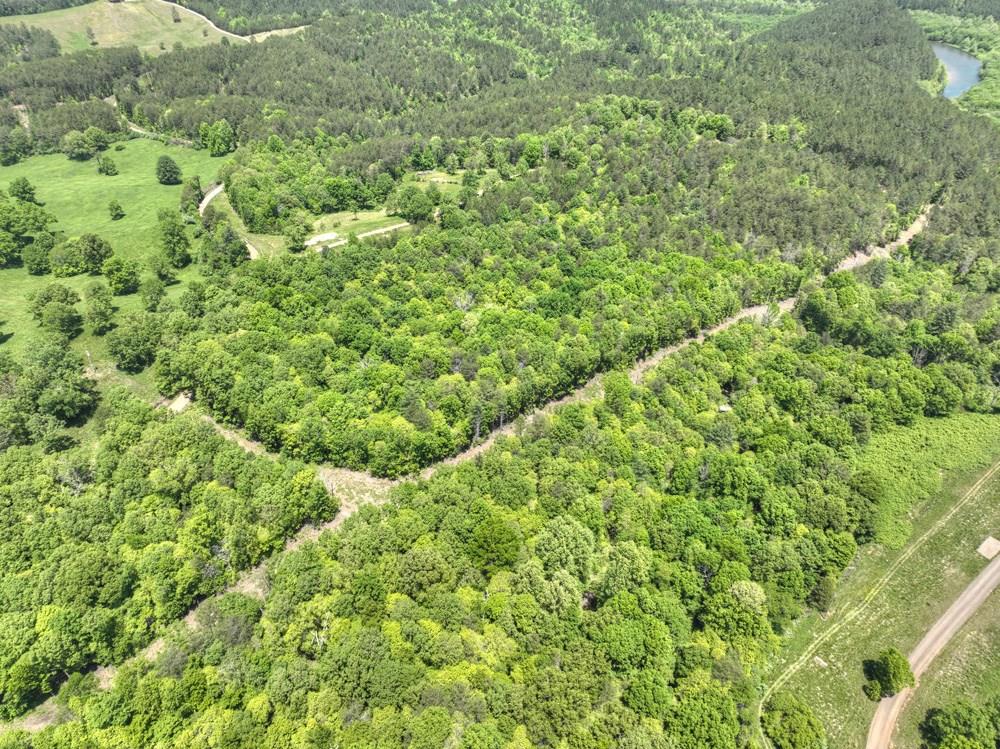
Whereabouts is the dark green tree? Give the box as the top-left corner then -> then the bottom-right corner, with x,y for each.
8,177 -> 37,204
156,155 -> 182,185
157,209 -> 191,268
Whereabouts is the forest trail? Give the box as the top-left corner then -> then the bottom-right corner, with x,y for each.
760,454 -> 1000,744
866,552 -> 1000,749
125,120 -> 194,147
197,184 -> 260,257
186,207 -> 932,491
0,209 -> 930,736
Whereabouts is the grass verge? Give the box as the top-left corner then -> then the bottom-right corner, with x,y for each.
764,412 -> 1000,748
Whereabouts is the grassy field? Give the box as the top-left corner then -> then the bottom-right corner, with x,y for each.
764,412 -> 1000,749
0,138 -> 228,363
210,192 -> 286,259
0,138 -> 224,259
311,208 -> 408,237
0,0 -> 229,55
896,590 -> 1000,746
404,169 -> 465,198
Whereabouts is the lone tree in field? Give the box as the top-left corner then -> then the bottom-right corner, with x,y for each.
156,155 -> 182,185
97,155 -> 118,176
870,647 -> 915,699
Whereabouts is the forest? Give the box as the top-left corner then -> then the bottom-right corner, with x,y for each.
163,96 -> 901,478
10,258 -> 1000,748
0,0 -> 998,746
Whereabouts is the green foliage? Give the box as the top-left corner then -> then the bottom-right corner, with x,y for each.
0,389 -> 333,717
199,220 -> 248,272
156,209 -> 191,268
0,337 -> 95,449
8,176 -> 36,204
764,691 -> 828,749
139,276 -> 165,311
72,233 -> 113,274
107,199 -> 124,220
198,119 -> 236,157
156,154 -> 182,185
179,175 -> 203,215
101,255 -> 140,295
96,154 -> 117,176
871,647 -> 915,698
388,184 -> 434,223
60,129 -> 94,160
83,281 -> 114,335
922,700 -> 998,748
20,231 -> 53,275
106,311 -> 161,371
0,192 -> 54,267
27,281 -> 80,338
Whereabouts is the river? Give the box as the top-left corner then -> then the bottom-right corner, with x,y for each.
932,42 -> 983,99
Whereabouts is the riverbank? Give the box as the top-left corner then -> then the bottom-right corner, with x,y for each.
915,10 -> 999,119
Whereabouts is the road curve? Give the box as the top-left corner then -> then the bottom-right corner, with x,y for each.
0,209 -> 931,736
866,553 -> 1000,749
198,183 -> 225,215
148,0 -> 248,41
149,0 -> 309,42
194,208 -> 932,490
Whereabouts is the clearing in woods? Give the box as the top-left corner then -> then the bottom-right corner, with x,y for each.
0,0 -> 229,55
763,412 -> 1000,749
0,139 -> 226,380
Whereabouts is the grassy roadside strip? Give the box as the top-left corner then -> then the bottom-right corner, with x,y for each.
761,412 -> 1000,748
895,578 -> 1000,745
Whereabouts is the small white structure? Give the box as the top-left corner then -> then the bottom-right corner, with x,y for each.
977,536 -> 1000,560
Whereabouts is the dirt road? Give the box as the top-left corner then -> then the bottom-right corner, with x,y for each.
198,183 -> 224,215
866,552 -> 1000,749
0,209 -> 931,735
148,0 -> 308,42
306,222 -> 410,249
186,208 -> 932,489
764,456 -> 1000,711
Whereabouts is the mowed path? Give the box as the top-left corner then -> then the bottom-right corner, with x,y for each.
0,209 -> 930,734
866,550 -> 1000,749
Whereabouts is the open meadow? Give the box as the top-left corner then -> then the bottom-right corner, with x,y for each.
0,0 -> 229,54
0,138 -> 228,374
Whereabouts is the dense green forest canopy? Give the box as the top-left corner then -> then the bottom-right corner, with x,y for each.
161,95 -> 899,478
0,385 -> 333,718
14,257 -> 1000,748
2,0 -> 1000,745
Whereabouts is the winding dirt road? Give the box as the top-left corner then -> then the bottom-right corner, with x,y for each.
866,551 -> 1000,749
178,209 -> 931,505
0,209 -> 931,735
147,0 -> 309,42
762,454 -> 1000,749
